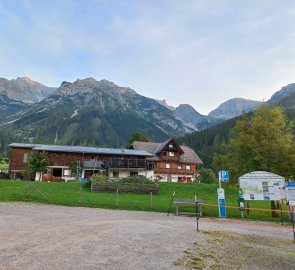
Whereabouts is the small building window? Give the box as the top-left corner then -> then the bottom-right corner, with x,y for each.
186,164 -> 191,170
166,163 -> 170,169
23,153 -> 29,163
64,169 -> 71,176
162,151 -> 167,156
177,164 -> 182,170
130,171 -> 138,177
169,152 -> 175,157
113,171 -> 119,178
169,144 -> 173,148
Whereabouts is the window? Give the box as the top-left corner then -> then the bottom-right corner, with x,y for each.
23,153 -> 29,163
186,164 -> 191,170
52,168 -> 62,177
130,171 -> 138,177
169,152 -> 175,157
113,171 -> 119,178
177,164 -> 182,170
165,163 -> 170,169
169,144 -> 173,148
162,151 -> 167,156
64,169 -> 71,176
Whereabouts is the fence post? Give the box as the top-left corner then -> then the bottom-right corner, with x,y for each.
79,182 -> 82,205
25,181 -> 29,200
116,188 -> 119,207
150,192 -> 153,210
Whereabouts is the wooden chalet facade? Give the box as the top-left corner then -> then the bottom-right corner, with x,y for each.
132,139 -> 203,182
8,143 -> 154,181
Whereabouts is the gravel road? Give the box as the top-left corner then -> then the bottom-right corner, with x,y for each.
0,202 -> 294,270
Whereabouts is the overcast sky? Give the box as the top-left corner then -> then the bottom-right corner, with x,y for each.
1,0 -> 295,114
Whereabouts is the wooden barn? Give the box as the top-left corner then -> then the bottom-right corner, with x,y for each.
8,143 -> 154,181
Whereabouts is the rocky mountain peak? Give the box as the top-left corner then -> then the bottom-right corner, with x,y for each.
0,76 -> 57,104
268,83 -> 295,104
208,98 -> 262,119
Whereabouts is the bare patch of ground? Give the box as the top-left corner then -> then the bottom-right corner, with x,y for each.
175,230 -> 295,270
0,202 -> 294,270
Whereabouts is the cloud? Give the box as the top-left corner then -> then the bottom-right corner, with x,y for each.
1,0 -> 295,113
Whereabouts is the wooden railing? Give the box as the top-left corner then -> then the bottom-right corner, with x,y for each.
155,168 -> 195,174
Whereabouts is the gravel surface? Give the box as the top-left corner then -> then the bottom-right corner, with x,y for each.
0,202 -> 294,270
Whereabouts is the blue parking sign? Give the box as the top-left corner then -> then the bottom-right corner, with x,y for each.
219,170 -> 229,182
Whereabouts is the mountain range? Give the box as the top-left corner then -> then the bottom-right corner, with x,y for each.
1,76 -> 295,153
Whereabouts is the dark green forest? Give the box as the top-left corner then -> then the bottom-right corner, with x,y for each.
177,106 -> 295,168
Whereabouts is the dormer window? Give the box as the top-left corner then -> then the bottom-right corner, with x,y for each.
169,144 -> 173,148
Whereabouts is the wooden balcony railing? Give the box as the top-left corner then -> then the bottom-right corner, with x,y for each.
155,168 -> 196,174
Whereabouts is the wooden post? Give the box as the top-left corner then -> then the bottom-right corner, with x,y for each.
79,182 -> 82,205
116,188 -> 119,207
150,192 -> 153,210
25,181 -> 29,200
246,201 -> 250,218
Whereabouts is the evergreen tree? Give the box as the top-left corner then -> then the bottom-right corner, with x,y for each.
127,132 -> 150,147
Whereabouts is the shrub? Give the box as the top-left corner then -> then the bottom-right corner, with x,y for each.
91,173 -> 108,183
198,167 -> 218,184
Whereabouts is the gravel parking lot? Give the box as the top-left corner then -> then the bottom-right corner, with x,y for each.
0,202 -> 294,270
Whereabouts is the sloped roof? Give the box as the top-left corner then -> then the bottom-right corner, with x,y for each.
132,141 -> 160,155
179,145 -> 203,164
9,143 -> 153,157
132,141 -> 203,164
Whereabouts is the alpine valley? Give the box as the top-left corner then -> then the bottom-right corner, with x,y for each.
1,76 -> 295,157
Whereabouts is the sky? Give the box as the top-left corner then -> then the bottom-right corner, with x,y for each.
1,0 -> 295,114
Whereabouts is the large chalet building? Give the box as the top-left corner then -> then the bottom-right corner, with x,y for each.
132,139 -> 203,182
8,143 -> 154,181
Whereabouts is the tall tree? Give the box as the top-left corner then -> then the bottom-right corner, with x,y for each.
213,105 -> 295,181
25,151 -> 50,181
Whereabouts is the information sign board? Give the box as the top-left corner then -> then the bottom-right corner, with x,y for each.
238,171 -> 285,201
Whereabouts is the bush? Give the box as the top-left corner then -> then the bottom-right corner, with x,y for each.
91,173 -> 108,183
198,168 -> 218,184
121,177 -> 154,184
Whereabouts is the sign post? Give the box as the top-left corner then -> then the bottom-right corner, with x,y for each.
217,170 -> 228,218
238,188 -> 245,218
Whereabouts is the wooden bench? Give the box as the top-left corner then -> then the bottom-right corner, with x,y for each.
172,199 -> 204,216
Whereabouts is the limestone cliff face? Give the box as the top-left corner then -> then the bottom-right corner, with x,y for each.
0,76 -> 56,104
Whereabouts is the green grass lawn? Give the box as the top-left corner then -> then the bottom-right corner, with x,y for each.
0,180 -> 289,222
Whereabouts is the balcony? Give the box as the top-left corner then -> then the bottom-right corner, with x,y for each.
108,158 -> 147,169
155,168 -> 195,175
83,160 -> 106,169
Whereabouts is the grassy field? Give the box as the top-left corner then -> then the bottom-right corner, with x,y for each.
0,180 -> 289,222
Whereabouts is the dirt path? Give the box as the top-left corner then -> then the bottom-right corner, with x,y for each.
0,202 -> 294,270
